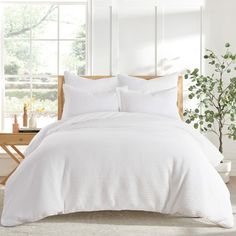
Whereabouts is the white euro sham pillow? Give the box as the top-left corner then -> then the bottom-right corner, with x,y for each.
118,73 -> 178,92
64,71 -> 118,93
62,84 -> 119,119
118,87 -> 180,120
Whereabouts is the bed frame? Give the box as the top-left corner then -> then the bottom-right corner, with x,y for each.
57,75 -> 184,120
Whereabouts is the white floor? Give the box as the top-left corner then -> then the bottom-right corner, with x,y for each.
0,178 -> 236,236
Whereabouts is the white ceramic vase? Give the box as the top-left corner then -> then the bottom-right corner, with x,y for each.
216,160 -> 231,184
29,113 -> 37,129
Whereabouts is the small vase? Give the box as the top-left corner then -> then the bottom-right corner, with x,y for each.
29,113 -> 37,129
23,104 -> 28,127
216,160 -> 231,183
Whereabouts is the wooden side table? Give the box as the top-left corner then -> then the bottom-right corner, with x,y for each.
0,133 -> 36,185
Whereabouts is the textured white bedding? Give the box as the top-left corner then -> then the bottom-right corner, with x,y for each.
1,112 -> 233,227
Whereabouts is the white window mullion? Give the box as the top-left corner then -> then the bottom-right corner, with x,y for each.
0,1 -> 87,5
87,0 -> 92,75
29,9 -> 33,111
57,4 -> 60,76
4,38 -> 85,41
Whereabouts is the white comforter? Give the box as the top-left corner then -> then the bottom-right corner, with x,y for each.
1,112 -> 233,228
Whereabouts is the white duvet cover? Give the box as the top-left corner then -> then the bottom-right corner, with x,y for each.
1,112 -> 233,228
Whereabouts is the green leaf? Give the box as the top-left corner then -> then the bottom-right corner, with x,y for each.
231,55 -> 236,60
186,69 -> 191,73
204,55 -> 209,59
194,123 -> 199,129
225,42 -> 230,47
195,108 -> 200,113
188,94 -> 194,99
209,118 -> 214,123
191,68 -> 199,75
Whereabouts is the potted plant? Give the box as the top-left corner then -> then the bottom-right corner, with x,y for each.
184,43 -> 236,183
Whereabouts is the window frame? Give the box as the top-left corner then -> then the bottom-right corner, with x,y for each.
0,1 -> 90,130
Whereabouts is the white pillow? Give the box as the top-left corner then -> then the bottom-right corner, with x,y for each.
62,84 -> 119,119
118,73 -> 178,92
118,87 -> 180,120
64,71 -> 118,93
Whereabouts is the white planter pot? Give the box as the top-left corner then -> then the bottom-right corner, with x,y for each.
216,160 -> 231,184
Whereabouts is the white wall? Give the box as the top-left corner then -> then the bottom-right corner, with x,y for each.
91,0 -> 202,76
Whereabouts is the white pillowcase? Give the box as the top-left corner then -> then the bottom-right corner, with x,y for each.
118,74 -> 178,92
118,87 -> 180,120
64,71 -> 118,93
62,84 -> 119,119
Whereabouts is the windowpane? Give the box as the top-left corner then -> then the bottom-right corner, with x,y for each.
60,5 -> 86,39
4,40 -> 30,75
32,5 -> 58,39
4,79 -> 31,130
31,41 -> 58,75
32,76 -> 57,126
60,40 -> 86,75
4,4 -> 31,39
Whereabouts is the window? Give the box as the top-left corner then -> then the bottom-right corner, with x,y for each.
0,1 -> 88,131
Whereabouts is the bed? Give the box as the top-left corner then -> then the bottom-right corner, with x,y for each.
1,74 -> 233,228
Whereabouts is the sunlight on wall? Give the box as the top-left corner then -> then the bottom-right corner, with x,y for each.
92,1 -> 202,77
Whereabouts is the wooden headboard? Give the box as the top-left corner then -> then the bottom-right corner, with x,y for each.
57,75 -> 184,120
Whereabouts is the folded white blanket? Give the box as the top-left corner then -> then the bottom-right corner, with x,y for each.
1,112 -> 233,228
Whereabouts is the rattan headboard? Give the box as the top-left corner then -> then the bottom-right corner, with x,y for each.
57,75 -> 184,120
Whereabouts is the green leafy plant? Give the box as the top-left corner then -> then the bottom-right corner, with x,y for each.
184,43 -> 236,154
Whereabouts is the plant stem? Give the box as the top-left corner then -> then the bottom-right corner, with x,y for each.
219,117 -> 223,153
218,71 -> 223,154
